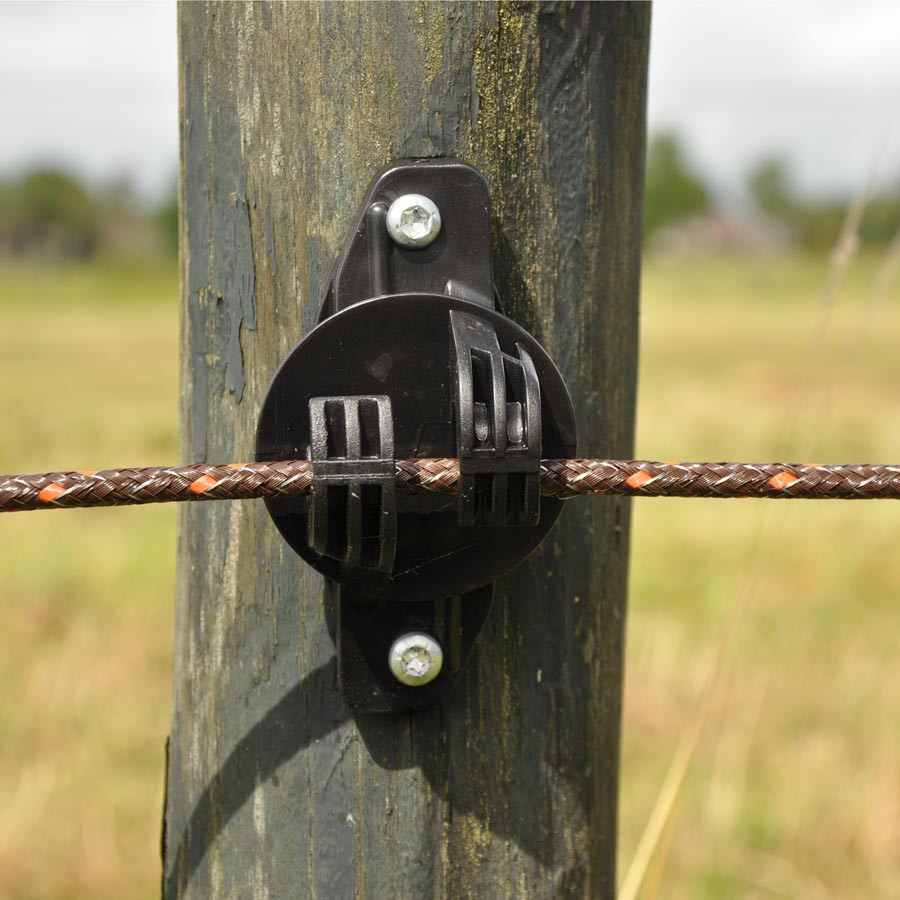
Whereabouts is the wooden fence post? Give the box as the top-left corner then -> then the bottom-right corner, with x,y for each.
164,3 -> 649,897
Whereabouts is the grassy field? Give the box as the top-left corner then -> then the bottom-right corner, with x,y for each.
0,260 -> 178,900
0,252 -> 898,897
622,253 -> 900,899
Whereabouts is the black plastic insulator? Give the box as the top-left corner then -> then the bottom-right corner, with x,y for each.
308,396 -> 396,573
451,310 -> 541,527
256,159 -> 577,713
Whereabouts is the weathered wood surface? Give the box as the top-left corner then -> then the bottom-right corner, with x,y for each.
165,3 -> 650,897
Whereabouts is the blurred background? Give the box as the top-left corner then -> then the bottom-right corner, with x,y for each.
1,2 -> 898,898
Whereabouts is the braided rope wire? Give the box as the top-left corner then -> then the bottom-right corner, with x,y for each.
2,458 -> 900,513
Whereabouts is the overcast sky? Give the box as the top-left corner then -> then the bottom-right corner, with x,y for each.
0,1 -> 898,204
650,1 -> 900,202
0,1 -> 178,199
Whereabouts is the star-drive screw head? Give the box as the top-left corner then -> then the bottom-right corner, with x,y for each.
385,194 -> 442,248
388,632 -> 444,686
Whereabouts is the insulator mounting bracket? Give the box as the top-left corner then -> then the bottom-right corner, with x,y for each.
256,159 -> 576,713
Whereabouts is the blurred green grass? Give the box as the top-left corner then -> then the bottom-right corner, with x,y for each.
622,252 -> 900,899
0,259 -> 177,900
0,252 -> 898,898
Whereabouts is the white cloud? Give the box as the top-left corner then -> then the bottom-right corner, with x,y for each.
0,1 -> 897,202
0,0 -> 177,198
649,1 -> 900,199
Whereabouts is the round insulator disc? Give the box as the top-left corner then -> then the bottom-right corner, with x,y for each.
256,293 -> 576,601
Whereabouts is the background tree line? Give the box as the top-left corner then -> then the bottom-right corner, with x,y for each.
0,169 -> 177,260
645,131 -> 900,249
2,140 -> 899,262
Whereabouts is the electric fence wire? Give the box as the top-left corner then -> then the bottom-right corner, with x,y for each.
3,457 -> 900,513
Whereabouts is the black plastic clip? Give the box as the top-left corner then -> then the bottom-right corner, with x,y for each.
308,396 -> 396,573
451,310 -> 541,527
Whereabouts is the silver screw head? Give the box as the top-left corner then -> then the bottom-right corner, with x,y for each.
388,632 -> 443,686
385,194 -> 442,248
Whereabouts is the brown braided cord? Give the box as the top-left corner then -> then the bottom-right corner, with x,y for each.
0,461 -> 314,512
539,459 -> 900,499
3,458 -> 900,513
